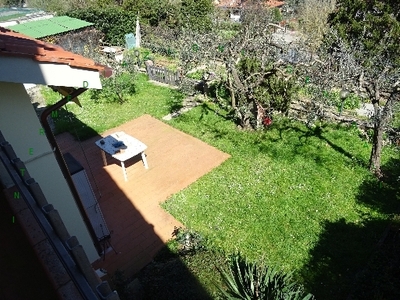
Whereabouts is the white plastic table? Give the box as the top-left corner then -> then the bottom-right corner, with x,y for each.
95,131 -> 148,181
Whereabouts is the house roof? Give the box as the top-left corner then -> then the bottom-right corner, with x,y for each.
0,26 -> 111,76
7,16 -> 93,39
216,0 -> 242,8
216,0 -> 285,8
266,0 -> 285,7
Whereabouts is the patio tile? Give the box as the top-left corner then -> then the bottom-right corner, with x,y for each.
56,114 -> 230,277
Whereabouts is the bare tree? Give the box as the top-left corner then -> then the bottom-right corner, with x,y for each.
143,2 -> 398,176
297,0 -> 336,51
151,3 -> 315,129
306,29 -> 400,176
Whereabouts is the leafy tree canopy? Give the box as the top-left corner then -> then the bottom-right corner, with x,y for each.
122,0 -> 175,26
328,0 -> 400,68
179,0 -> 214,32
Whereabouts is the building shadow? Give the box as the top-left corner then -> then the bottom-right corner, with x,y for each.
114,246 -> 215,300
300,157 -> 400,299
52,109 -> 217,299
0,189 -> 59,300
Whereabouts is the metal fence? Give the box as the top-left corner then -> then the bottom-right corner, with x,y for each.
146,65 -> 181,86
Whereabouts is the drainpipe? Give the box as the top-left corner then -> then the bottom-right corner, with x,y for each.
40,88 -> 103,256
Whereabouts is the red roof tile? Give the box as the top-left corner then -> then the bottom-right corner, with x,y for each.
0,27 -> 112,77
216,0 -> 242,8
216,0 -> 285,8
266,0 -> 285,7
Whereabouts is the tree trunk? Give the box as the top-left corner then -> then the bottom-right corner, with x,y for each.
369,120 -> 384,177
369,91 -> 399,176
255,100 -> 265,129
227,72 -> 236,108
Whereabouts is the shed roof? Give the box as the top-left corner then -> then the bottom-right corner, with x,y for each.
7,16 -> 93,38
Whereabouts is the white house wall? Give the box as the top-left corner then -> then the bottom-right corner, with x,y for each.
0,56 -> 102,89
0,81 -> 99,262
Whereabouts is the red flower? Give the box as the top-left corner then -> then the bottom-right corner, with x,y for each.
263,117 -> 272,126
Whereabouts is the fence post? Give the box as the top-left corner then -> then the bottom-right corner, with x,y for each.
167,68 -> 169,84
175,71 -> 179,86
146,65 -> 180,86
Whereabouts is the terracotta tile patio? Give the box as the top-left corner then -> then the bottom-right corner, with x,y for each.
56,114 -> 230,278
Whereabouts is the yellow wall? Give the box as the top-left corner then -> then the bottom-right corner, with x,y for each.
0,82 -> 99,262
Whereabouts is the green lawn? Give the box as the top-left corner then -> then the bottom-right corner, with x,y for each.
162,103 -> 399,298
42,76 -> 399,299
41,73 -> 184,140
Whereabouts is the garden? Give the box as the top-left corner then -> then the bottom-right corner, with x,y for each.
42,71 -> 399,299
38,0 -> 400,299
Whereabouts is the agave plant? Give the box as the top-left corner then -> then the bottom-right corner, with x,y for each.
217,253 -> 315,300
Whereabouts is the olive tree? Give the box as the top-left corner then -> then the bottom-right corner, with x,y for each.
156,3 -> 314,129
324,0 -> 400,176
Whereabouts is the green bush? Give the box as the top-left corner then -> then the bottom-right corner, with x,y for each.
218,21 -> 242,32
219,30 -> 239,40
271,7 -> 283,22
217,253 -> 315,300
322,91 -> 361,111
237,57 -> 298,115
261,75 -> 299,115
186,70 -> 204,80
64,7 -> 138,46
90,72 -> 136,104
209,80 -> 230,101
180,0 -> 215,32
389,101 -> 400,129
172,226 -> 207,255
141,41 -> 169,58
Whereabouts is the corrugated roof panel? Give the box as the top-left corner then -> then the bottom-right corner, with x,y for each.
50,17 -> 92,31
7,16 -> 93,38
7,23 -> 24,31
52,16 -> 70,22
39,22 -> 68,36
20,28 -> 42,38
70,19 -> 93,29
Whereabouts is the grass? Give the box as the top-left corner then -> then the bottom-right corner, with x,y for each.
138,47 -> 180,70
135,241 -> 227,300
42,75 -> 399,298
41,73 -> 184,140
161,102 -> 399,298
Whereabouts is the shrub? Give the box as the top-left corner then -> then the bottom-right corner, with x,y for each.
322,90 -> 361,111
172,226 -> 207,255
237,57 -> 299,115
271,7 -> 283,22
179,0 -> 215,32
64,7 -> 138,46
217,253 -> 315,300
186,70 -> 204,80
90,72 -> 136,104
209,80 -> 230,102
